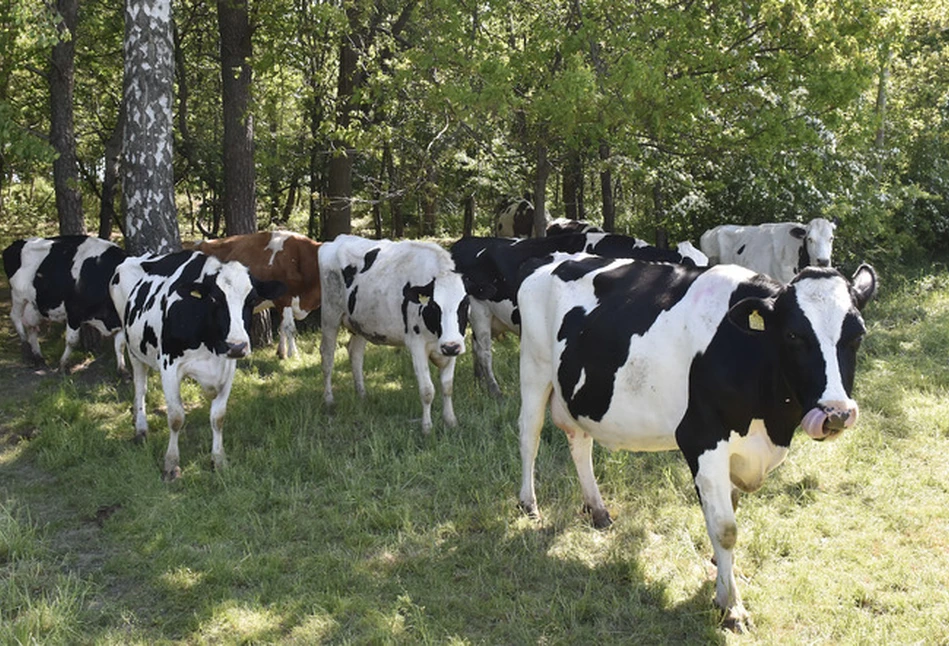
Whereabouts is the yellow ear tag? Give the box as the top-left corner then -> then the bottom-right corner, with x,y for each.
748,310 -> 765,331
190,290 -> 202,299
418,294 -> 430,305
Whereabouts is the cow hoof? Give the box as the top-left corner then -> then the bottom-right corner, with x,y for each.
132,433 -> 147,446
162,466 -> 182,482
721,610 -> 753,634
212,456 -> 228,471
590,508 -> 613,529
518,500 -> 540,520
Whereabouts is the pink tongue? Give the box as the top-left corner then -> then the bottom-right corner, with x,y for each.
801,407 -> 828,439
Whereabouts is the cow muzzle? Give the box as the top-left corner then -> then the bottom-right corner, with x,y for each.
439,341 -> 463,357
815,258 -> 831,267
226,341 -> 249,358
801,402 -> 858,441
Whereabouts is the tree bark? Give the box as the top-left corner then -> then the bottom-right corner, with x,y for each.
218,0 -> 256,236
98,103 -> 125,239
123,0 -> 179,255
533,141 -> 551,238
463,194 -> 475,237
599,141 -> 614,233
50,0 -> 84,235
563,148 -> 584,222
325,24 -> 357,241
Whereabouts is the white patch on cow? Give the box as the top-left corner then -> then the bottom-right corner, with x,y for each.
792,274 -> 856,407
728,420 -> 789,492
266,231 -> 291,266
215,261 -> 255,347
676,240 -> 709,267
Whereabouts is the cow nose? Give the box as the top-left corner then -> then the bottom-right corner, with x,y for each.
226,341 -> 249,358
816,259 -> 831,267
440,342 -> 462,357
820,402 -> 858,432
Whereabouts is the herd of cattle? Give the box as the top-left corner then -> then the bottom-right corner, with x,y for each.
1,205 -> 875,630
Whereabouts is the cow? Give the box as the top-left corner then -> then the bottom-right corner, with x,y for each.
195,230 -> 321,359
2,235 -> 127,372
450,232 -> 704,397
319,234 -> 469,434
109,250 -> 285,480
700,218 -> 837,284
496,196 -> 550,237
676,240 -> 709,267
515,253 -> 876,630
546,218 -> 604,236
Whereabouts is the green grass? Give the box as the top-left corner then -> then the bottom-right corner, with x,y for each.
2,265 -> 949,644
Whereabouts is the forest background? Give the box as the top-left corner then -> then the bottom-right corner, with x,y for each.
1,0 -> 948,265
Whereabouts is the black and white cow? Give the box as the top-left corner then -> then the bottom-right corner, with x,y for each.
2,235 -> 127,371
450,233 -> 704,397
546,218 -> 604,236
319,235 -> 469,433
109,250 -> 285,480
516,254 -> 876,630
700,218 -> 837,284
496,196 -> 550,237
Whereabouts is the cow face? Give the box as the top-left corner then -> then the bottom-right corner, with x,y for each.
402,276 -> 469,357
728,264 -> 876,441
796,217 -> 836,268
167,261 -> 285,359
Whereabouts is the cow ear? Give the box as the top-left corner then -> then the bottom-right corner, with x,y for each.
790,226 -> 807,240
252,276 -> 287,302
851,264 -> 877,310
727,297 -> 775,335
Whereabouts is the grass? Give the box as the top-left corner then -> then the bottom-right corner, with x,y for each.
1,262 -> 949,644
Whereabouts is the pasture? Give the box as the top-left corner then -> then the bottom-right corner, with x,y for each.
1,261 -> 949,645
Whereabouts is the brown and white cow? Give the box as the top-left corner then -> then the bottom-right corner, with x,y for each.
195,231 -> 321,358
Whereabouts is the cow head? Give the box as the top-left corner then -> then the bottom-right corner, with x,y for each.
791,218 -> 836,270
402,275 -> 469,357
170,260 -> 285,358
727,264 -> 876,441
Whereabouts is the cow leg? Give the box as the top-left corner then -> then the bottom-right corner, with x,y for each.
113,331 -> 128,376
517,379 -> 553,519
14,302 -> 45,366
470,303 -> 502,398
320,322 -> 339,407
278,306 -> 297,359
408,344 -> 436,434
58,325 -> 80,372
694,442 -> 751,631
552,398 -> 611,528
160,371 -> 186,481
208,362 -> 236,471
130,357 -> 150,442
348,334 -> 368,398
431,353 -> 458,427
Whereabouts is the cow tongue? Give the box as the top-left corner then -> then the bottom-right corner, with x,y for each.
801,407 -> 829,439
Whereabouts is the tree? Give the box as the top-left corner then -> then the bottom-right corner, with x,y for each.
49,0 -> 84,235
217,0 -> 256,236
122,0 -> 179,255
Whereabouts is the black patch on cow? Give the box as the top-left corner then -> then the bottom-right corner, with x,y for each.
161,269 -> 234,360
736,244 -> 746,256
2,239 -> 26,279
141,323 -> 158,354
361,248 -> 380,273
342,264 -> 358,288
348,285 -> 359,315
33,237 -> 82,318
552,255 -> 616,282
128,282 -> 152,326
401,279 -> 440,337
457,294 -> 469,334
557,261 -> 698,422
142,251 -> 200,277
413,325 -> 420,334
68,243 -> 126,331
796,242 -> 810,275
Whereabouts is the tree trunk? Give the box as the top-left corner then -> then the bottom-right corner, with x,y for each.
463,194 -> 475,237
123,0 -> 179,255
599,141 -> 614,233
422,164 -> 436,236
652,181 -> 668,249
533,142 -> 551,238
50,0 -> 84,235
384,141 -> 404,238
98,103 -> 125,239
325,26 -> 357,241
563,148 -> 584,222
874,45 -> 891,182
218,0 -> 256,236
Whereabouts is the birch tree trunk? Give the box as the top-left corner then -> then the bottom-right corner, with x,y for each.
50,0 -> 84,235
123,0 -> 179,255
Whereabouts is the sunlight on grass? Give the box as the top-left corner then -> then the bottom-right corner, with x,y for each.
159,566 -> 205,590
199,601 -> 283,643
284,613 -> 339,643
